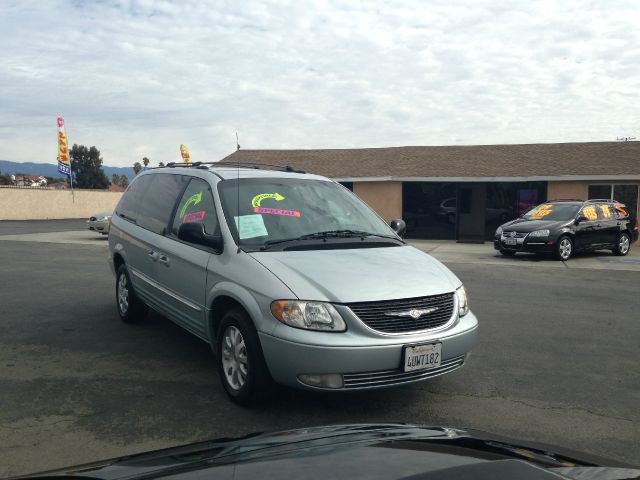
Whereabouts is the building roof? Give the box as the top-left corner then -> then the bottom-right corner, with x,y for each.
221,142 -> 640,181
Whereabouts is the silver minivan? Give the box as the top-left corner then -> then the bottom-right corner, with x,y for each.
108,163 -> 478,405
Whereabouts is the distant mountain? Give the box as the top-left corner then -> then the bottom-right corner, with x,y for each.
0,160 -> 136,180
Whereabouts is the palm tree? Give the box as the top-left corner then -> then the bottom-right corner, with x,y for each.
133,162 -> 142,175
142,157 -> 150,170
158,162 -> 165,167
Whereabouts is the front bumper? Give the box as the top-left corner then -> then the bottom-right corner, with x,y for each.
494,235 -> 554,253
87,219 -> 110,233
259,311 -> 478,391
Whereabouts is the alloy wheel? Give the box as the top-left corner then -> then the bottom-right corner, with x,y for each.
559,238 -> 572,260
117,273 -> 129,314
221,326 -> 248,390
619,235 -> 630,255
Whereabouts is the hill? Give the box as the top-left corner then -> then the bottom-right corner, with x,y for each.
0,160 -> 136,180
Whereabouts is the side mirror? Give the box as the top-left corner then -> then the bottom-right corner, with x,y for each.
178,222 -> 223,251
390,218 -> 407,237
575,215 -> 588,225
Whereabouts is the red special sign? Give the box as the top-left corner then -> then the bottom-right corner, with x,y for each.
183,211 -> 206,223
254,207 -> 301,218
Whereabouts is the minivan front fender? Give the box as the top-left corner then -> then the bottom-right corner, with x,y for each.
206,281 -> 280,346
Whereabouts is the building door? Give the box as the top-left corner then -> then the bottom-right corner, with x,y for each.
456,184 -> 486,243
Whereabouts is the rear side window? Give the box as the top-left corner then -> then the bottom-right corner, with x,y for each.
136,174 -> 190,235
172,178 -> 219,236
115,175 -> 153,223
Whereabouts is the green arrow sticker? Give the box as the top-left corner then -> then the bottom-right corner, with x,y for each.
251,192 -> 285,207
179,191 -> 202,218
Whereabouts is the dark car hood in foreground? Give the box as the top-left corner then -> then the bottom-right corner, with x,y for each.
14,424 -> 638,480
501,218 -> 571,233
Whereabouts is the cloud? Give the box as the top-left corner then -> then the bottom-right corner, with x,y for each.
0,0 -> 638,167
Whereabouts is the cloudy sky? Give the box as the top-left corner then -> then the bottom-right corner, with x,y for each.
1,0 -> 638,167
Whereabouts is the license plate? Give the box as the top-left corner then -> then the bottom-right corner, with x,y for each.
504,237 -> 517,246
404,343 -> 442,372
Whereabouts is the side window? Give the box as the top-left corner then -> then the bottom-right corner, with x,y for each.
172,178 -> 219,236
136,174 -> 190,235
580,205 -> 598,221
599,204 -> 613,219
115,175 -> 153,223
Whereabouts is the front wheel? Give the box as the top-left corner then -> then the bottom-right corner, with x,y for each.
217,308 -> 273,406
116,265 -> 148,323
555,235 -> 573,261
613,232 -> 631,256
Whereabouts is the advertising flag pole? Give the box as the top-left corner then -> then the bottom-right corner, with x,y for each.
56,116 -> 74,202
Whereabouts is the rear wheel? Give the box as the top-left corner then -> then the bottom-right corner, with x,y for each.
116,265 -> 148,323
613,232 -> 631,256
555,235 -> 573,261
217,308 -> 273,406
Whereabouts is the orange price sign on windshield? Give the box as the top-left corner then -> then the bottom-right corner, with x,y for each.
530,204 -> 553,219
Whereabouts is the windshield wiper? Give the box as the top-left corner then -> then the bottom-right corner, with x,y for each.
260,230 -> 403,250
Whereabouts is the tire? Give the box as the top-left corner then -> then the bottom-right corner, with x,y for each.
613,232 -> 631,256
555,235 -> 573,261
217,308 -> 273,406
499,249 -> 516,256
116,264 -> 148,323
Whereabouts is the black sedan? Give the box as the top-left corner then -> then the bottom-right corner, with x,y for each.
12,424 -> 639,480
494,199 -> 638,260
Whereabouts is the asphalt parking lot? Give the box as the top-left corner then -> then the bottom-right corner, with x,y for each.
1,220 -> 639,476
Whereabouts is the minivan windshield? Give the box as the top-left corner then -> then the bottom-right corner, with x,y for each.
522,203 -> 581,221
218,177 -> 397,247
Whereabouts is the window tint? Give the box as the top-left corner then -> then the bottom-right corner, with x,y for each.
136,174 -> 189,235
172,178 -> 219,236
599,204 -> 614,219
613,185 -> 638,219
588,185 -> 612,201
115,174 -> 153,222
579,205 -> 599,221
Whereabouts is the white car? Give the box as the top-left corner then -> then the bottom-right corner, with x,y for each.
87,211 -> 112,235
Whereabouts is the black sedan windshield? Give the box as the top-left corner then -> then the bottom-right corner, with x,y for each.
218,178 -> 396,246
522,203 -> 581,221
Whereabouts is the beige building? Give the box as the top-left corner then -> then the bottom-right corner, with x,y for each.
223,142 -> 640,242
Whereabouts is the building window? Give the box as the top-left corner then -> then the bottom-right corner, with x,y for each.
589,184 -> 639,218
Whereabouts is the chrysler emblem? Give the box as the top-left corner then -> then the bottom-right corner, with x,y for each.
510,231 -> 517,238
385,307 -> 437,319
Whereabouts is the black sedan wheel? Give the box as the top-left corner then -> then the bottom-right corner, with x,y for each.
613,232 -> 631,256
555,235 -> 573,261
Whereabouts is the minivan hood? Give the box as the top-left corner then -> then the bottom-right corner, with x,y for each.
502,218 -> 569,233
249,245 -> 460,303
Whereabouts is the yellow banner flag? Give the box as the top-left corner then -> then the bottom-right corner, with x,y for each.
180,144 -> 192,164
57,117 -> 71,176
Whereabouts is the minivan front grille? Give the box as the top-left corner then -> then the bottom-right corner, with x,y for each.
346,293 -> 455,334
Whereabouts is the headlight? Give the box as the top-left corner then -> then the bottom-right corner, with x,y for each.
271,300 -> 347,332
495,226 -> 503,236
529,229 -> 550,237
455,286 -> 469,317
98,215 -> 112,222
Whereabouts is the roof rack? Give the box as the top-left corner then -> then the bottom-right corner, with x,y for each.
546,199 -> 583,202
162,161 -> 306,174
214,161 -> 306,174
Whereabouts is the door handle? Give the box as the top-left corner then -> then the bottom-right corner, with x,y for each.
158,255 -> 170,267
147,250 -> 159,261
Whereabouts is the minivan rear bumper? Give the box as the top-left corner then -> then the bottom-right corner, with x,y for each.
259,312 -> 478,390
